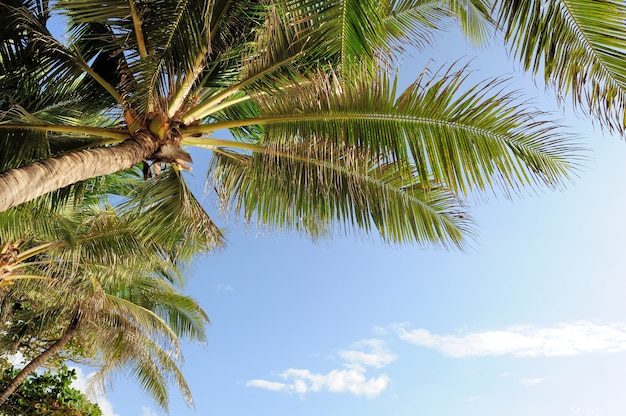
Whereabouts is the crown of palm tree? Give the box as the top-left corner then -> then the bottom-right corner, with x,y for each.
0,0 -> 582,250
0,198 -> 209,412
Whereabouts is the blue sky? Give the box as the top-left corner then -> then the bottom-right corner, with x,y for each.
69,23 -> 626,416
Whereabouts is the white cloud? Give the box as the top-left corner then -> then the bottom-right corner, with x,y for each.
216,283 -> 234,292
0,351 -> 25,368
337,339 -> 396,368
394,321 -> 626,358
70,366 -> 89,392
519,377 -> 547,387
247,339 -> 394,397
71,367 -> 120,416
372,326 -> 388,336
5,352 -> 24,368
246,379 -> 288,392
247,366 -> 390,397
141,406 -> 158,416
465,396 -> 481,402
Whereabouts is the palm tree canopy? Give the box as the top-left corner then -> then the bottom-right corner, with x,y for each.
0,199 -> 210,412
0,0 -> 581,249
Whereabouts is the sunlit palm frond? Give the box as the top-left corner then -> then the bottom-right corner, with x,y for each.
188,0 -> 265,93
103,294 -> 181,354
181,1 -> 327,123
126,277 -> 209,342
0,207 -> 78,247
249,65 -> 580,196
121,167 -> 224,262
278,0 -> 491,74
86,321 -> 194,411
496,0 -> 626,134
209,140 -> 471,246
272,0 -> 383,74
133,0 -> 211,111
236,0 -> 324,85
443,0 -> 493,44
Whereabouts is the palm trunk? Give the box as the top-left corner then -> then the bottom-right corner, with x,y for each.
0,315 -> 81,406
0,134 -> 159,212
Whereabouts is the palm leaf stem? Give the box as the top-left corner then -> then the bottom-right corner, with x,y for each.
193,95 -> 252,118
181,137 -> 264,152
72,49 -> 125,105
128,0 -> 148,59
0,275 -> 54,287
16,241 -> 65,263
0,125 -> 130,141
168,51 -> 208,117
181,52 -> 305,124
182,86 -> 242,124
181,114 -> 512,140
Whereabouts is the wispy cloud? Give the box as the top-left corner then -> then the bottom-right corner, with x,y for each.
247,339 -> 394,397
394,321 -> 626,357
247,379 -> 289,392
141,406 -> 158,416
519,377 -> 547,387
216,283 -> 234,292
71,367 -> 120,416
338,339 -> 396,368
248,366 -> 390,397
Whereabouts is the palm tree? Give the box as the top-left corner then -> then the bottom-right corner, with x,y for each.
0,0 -> 580,248
494,0 -> 626,136
0,184 -> 210,412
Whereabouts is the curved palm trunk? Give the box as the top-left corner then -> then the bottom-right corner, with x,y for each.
0,134 -> 159,212
0,315 -> 80,406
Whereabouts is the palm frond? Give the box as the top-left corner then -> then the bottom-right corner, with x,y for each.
135,0 -> 211,112
444,0 -> 493,44
496,0 -> 626,134
103,294 -> 181,355
0,1 -> 119,114
133,278 -> 209,342
86,322 -> 194,411
243,65 -> 581,195
120,167 -> 225,261
209,140 -> 471,246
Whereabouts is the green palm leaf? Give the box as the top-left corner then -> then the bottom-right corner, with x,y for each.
209,141 -> 471,247
496,0 -> 626,133
0,201 -> 209,412
200,65 -> 579,196
121,167 -> 225,261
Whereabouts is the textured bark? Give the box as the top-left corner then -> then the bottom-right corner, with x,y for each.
0,135 -> 159,212
0,315 -> 80,406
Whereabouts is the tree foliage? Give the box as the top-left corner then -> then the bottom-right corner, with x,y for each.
0,175 -> 211,411
495,0 -> 626,135
0,364 -> 102,416
0,0 -> 582,250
